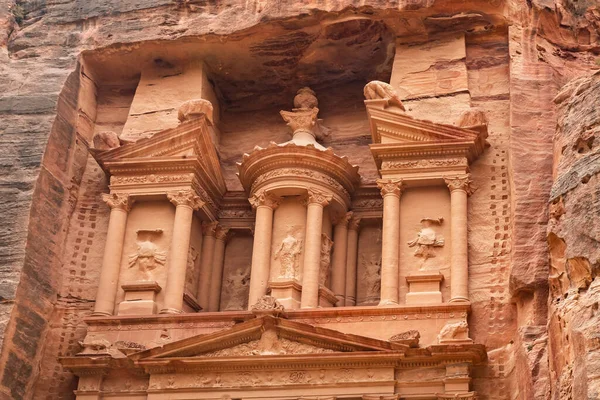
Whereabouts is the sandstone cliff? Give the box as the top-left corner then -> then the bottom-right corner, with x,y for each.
0,1 -> 599,399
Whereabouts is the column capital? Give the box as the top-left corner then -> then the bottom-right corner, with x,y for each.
376,178 -> 403,197
201,221 -> 219,237
167,189 -> 205,210
102,193 -> 134,212
214,226 -> 232,242
444,174 -> 474,195
304,188 -> 333,207
348,215 -> 362,231
333,211 -> 353,227
248,191 -> 281,210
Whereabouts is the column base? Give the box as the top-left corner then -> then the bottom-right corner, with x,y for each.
378,299 -> 399,307
118,281 -> 162,316
405,273 -> 443,305
159,308 -> 183,315
269,279 -> 302,310
90,311 -> 112,317
449,297 -> 470,303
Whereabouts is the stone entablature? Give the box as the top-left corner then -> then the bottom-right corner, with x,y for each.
62,314 -> 484,399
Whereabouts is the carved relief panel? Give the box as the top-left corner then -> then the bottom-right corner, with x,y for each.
115,201 -> 175,313
399,186 -> 451,303
220,232 -> 253,311
356,222 -> 383,305
270,197 -> 307,282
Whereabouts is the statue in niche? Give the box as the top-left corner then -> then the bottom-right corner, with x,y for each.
319,234 -> 334,286
128,230 -> 166,280
274,232 -> 302,280
407,218 -> 445,262
361,254 -> 381,302
185,246 -> 199,289
223,266 -> 250,311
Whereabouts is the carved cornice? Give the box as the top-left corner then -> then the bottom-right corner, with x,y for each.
102,193 -> 134,212
248,191 -> 281,210
444,174 -> 474,195
167,190 -> 204,210
304,188 -> 333,207
201,221 -> 219,237
376,178 -> 403,197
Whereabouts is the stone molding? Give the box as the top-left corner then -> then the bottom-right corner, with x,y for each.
166,189 -> 204,210
376,178 -> 403,197
102,192 -> 135,211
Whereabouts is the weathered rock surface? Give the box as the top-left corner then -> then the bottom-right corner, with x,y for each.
547,71 -> 600,400
0,0 -> 599,399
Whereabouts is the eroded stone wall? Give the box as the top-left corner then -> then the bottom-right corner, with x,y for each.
1,1 -> 600,399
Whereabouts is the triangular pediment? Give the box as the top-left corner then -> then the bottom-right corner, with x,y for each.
365,101 -> 487,168
91,117 -> 226,194
131,316 -> 406,361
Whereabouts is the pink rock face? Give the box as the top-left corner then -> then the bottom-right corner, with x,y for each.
92,131 -> 120,150
1,1 -> 600,400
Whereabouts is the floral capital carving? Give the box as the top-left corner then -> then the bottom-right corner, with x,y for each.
167,190 -> 204,210
280,108 -> 319,137
376,178 -> 403,197
201,221 -> 219,237
305,188 -> 333,207
334,211 -> 354,227
444,175 -> 474,195
215,226 -> 231,241
102,193 -> 134,212
348,216 -> 362,231
248,191 -> 281,210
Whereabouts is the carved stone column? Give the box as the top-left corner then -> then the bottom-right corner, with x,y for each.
301,188 -> 332,309
197,221 -> 218,310
344,215 -> 361,306
377,178 -> 403,306
208,226 -> 231,312
247,191 -> 280,308
92,193 -> 134,316
161,190 -> 204,314
331,212 -> 352,305
445,175 -> 473,303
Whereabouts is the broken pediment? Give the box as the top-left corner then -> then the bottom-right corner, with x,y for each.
365,99 -> 488,173
89,116 -> 226,220
131,315 -> 406,362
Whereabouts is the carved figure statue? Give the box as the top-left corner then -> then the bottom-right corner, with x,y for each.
128,240 -> 167,280
407,218 -> 445,260
319,234 -> 334,286
437,320 -> 469,343
223,266 -> 250,311
361,254 -> 381,301
363,80 -> 405,110
274,233 -> 303,279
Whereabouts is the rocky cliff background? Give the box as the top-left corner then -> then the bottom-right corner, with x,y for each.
0,1 -> 599,399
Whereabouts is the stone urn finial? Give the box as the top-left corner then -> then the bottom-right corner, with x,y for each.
293,87 -> 318,110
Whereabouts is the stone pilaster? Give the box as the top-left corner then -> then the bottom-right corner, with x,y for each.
208,226 -> 231,311
331,212 -> 352,305
444,174 -> 473,303
161,190 -> 204,314
344,215 -> 361,306
377,178 -> 403,306
247,191 -> 281,308
197,221 -> 219,309
301,188 -> 332,308
92,193 -> 135,316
